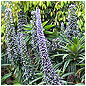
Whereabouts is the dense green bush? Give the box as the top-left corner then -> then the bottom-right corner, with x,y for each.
1,1 -> 85,85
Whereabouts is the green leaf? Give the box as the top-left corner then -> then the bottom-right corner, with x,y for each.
1,53 -> 7,57
76,64 -> 85,66
73,43 -> 77,52
61,72 -> 74,78
73,36 -> 79,44
57,48 -> 69,52
27,2 -> 29,10
13,80 -> 22,85
42,4 -> 46,9
61,1 -> 64,7
44,31 -> 54,35
1,64 -> 11,67
52,54 -> 64,57
76,67 -> 85,74
34,72 -> 43,76
46,1 -> 51,6
63,54 -> 69,59
44,25 -> 54,30
66,45 -> 75,55
24,24 -> 32,30
24,27 -> 32,30
67,44 -> 73,51
1,72 -> 12,82
1,25 -> 5,33
78,58 -> 85,64
29,77 -> 43,85
38,81 -> 46,85
78,12 -> 81,17
79,36 -> 85,44
24,24 -> 31,28
78,43 -> 85,52
27,31 -> 31,34
75,83 -> 85,85
42,21 -> 48,27
79,56 -> 85,60
53,61 -> 64,69
13,82 -> 22,85
54,2 -> 59,10
63,59 -> 72,72
56,69 -> 62,74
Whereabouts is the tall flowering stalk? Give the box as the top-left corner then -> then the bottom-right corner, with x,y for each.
53,5 -> 81,50
30,11 -> 40,67
17,11 -> 35,84
5,8 -> 12,61
5,8 -> 18,64
65,4 -> 80,40
5,8 -> 34,84
31,11 -> 37,49
35,8 -> 63,85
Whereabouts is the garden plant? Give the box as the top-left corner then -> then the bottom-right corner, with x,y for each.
1,1 -> 85,85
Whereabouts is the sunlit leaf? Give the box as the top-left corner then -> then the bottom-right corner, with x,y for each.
1,72 -> 12,82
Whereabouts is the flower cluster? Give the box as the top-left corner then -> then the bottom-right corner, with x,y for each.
5,8 -> 12,61
30,11 -> 39,56
17,11 -> 27,32
5,8 -> 34,84
17,11 -> 35,84
64,4 -> 80,40
35,8 -> 63,85
51,5 -> 81,51
5,8 -> 18,64
30,11 -> 41,73
51,22 -> 65,50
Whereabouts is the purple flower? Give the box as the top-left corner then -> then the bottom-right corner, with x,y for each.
30,11 -> 40,68
5,8 -> 34,84
35,8 -> 63,85
17,11 -> 36,84
65,4 -> 80,40
5,8 -> 16,62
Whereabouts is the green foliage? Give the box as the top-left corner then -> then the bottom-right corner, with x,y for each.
61,72 -> 74,78
63,59 -> 72,72
1,72 -> 12,83
44,24 -> 54,30
29,76 -> 43,85
1,1 -> 85,85
56,36 -> 85,84
13,82 -> 22,85
75,83 -> 85,85
58,36 -> 85,59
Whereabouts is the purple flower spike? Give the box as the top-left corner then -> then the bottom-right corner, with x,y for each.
65,4 -> 80,40
35,8 -> 64,85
